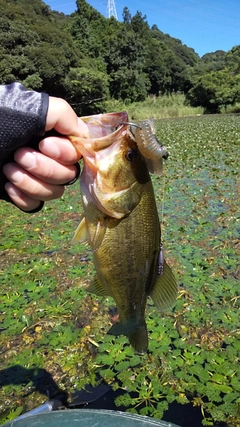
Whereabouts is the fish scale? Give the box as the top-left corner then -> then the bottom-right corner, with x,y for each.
70,112 -> 177,353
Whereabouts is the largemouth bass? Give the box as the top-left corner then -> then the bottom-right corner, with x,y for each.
70,112 -> 177,353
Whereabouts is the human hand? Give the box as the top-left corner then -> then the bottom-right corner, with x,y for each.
3,97 -> 89,212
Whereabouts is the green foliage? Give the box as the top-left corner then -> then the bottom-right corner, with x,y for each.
201,50 -> 227,71
0,0 -> 239,111
0,0 -> 80,97
0,407 -> 23,425
64,67 -> 109,115
103,25 -> 150,102
104,93 -> 203,120
187,68 -> 240,112
1,116 -> 239,426
72,0 -> 108,60
187,45 -> 240,112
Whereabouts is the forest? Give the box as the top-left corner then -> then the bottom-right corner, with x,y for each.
1,2 -> 240,425
0,0 -> 240,115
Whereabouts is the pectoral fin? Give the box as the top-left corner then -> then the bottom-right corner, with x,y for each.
86,275 -> 108,297
72,214 -> 108,251
90,218 -> 108,251
72,215 -> 89,244
149,261 -> 178,310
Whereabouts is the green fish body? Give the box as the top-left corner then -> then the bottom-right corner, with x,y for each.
71,113 -> 177,353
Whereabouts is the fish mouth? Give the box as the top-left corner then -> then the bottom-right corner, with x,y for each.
119,121 -> 142,129
70,113 -> 168,161
70,121 -> 129,157
81,123 -> 130,175
70,112 -> 169,183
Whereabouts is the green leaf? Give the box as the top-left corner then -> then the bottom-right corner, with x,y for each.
210,383 -> 233,394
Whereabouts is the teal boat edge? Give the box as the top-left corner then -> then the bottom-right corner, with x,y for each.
3,409 -> 181,427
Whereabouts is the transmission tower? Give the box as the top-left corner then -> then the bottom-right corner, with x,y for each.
107,0 -> 118,20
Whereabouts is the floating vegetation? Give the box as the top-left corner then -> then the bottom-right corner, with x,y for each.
0,115 -> 239,426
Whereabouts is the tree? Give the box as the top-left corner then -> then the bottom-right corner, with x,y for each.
144,39 -> 169,95
63,67 -> 109,115
2,0 -> 238,111
0,0 -> 80,98
186,68 -> 240,113
72,0 -> 108,59
104,26 -> 150,102
122,7 -> 131,24
131,11 -> 149,37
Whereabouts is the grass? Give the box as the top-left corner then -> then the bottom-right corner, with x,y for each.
105,93 -> 204,120
220,103 -> 240,114
0,114 -> 239,426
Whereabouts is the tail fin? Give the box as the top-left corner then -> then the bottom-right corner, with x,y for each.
129,323 -> 148,354
108,321 -> 148,354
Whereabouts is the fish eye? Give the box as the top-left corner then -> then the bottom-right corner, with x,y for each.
125,148 -> 137,162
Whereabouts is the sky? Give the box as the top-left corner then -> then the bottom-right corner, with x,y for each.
46,0 -> 240,57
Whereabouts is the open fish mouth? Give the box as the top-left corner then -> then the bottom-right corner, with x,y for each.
71,113 -> 168,161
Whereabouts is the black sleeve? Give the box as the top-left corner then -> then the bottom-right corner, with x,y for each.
0,82 -> 49,205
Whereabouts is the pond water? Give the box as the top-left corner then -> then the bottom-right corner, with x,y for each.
0,115 -> 239,426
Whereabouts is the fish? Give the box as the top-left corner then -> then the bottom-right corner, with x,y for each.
69,112 -> 177,353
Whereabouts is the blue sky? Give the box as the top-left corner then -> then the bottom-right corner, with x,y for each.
46,0 -> 240,57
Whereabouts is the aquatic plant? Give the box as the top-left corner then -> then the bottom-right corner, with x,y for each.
0,115 -> 239,426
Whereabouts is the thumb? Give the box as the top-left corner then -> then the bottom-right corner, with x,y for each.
45,97 -> 89,138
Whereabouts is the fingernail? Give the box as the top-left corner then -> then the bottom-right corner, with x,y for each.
44,141 -> 60,158
3,164 -> 24,183
18,152 -> 36,169
5,182 -> 19,196
9,169 -> 24,183
64,162 -> 81,186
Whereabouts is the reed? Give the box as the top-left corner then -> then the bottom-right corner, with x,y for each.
105,93 -> 204,120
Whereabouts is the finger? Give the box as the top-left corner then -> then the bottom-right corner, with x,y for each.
5,182 -> 43,212
12,148 -> 78,184
3,163 -> 65,200
39,136 -> 81,165
46,98 -> 89,138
